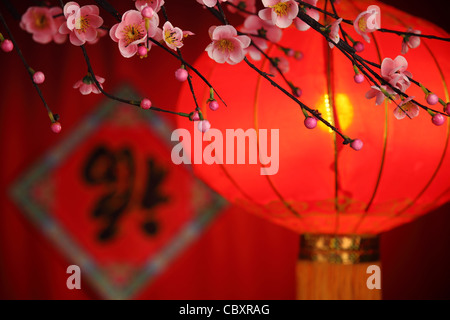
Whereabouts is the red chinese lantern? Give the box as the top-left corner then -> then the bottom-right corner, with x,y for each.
176,0 -> 450,299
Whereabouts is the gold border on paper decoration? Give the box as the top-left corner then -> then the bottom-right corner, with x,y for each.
299,234 -> 380,264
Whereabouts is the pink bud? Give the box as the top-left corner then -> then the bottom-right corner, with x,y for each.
294,88 -> 302,98
287,49 -> 294,57
445,102 -> 450,115
353,41 -> 364,53
175,68 -> 188,82
33,71 -> 45,84
1,39 -> 13,52
198,120 -> 211,133
209,100 -> 219,111
432,113 -> 445,126
426,93 -> 439,105
141,6 -> 154,18
138,46 -> 147,57
354,74 -> 364,84
51,122 -> 62,133
304,117 -> 317,129
140,98 -> 152,109
190,111 -> 200,121
350,139 -> 363,151
294,51 -> 304,61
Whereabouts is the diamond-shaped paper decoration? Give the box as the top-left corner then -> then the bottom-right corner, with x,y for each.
10,86 -> 226,299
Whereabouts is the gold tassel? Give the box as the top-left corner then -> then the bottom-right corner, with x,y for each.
297,234 -> 382,300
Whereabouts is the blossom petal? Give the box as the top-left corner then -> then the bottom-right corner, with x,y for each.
212,25 -> 237,40
80,84 -> 93,95
393,107 -> 406,119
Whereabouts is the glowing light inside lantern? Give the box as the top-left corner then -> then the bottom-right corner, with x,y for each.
318,94 -> 354,132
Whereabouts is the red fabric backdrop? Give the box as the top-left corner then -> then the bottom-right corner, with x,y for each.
0,0 -> 449,299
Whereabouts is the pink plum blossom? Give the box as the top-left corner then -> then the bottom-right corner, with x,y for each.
365,85 -> 397,106
380,55 -> 412,92
242,15 -> 282,43
259,0 -> 299,29
73,74 -> 105,95
20,6 -> 67,44
110,10 -> 161,58
294,0 -> 319,31
198,120 -> 211,133
196,0 -> 228,8
270,56 -> 289,75
242,32 -> 267,61
227,0 -> 256,15
88,28 -> 107,45
135,0 -> 165,12
59,2 -> 104,46
205,25 -> 251,65
353,5 -> 381,43
401,28 -> 421,54
328,18 -> 342,48
393,96 -> 419,120
240,15 -> 282,60
162,21 -> 194,50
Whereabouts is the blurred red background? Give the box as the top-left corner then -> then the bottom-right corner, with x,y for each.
0,0 -> 449,299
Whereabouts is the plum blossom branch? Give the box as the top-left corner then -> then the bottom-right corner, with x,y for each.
244,56 -> 352,143
377,28 -> 450,42
80,45 -> 190,117
0,9 -> 57,122
296,8 -> 448,117
296,0 -> 352,24
211,0 -> 354,142
146,35 -> 227,107
224,1 -> 255,16
160,5 -> 203,117
360,57 -> 448,112
211,3 -> 300,97
247,38 -> 302,95
77,1 -> 227,108
93,0 -> 121,22
328,0 -> 348,44
5,0 -> 450,137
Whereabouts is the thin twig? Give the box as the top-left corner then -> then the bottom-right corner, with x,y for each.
0,9 -> 54,119
296,9 -> 447,116
296,0 -> 353,24
224,1 -> 256,16
244,57 -> 352,143
80,45 -> 190,117
377,28 -> 450,42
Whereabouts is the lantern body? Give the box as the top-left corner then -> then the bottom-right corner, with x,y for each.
176,0 -> 450,235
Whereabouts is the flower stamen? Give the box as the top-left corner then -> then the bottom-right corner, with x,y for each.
123,24 -> 145,46
269,2 -> 290,17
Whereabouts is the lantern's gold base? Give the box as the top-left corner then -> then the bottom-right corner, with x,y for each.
297,234 -> 381,300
